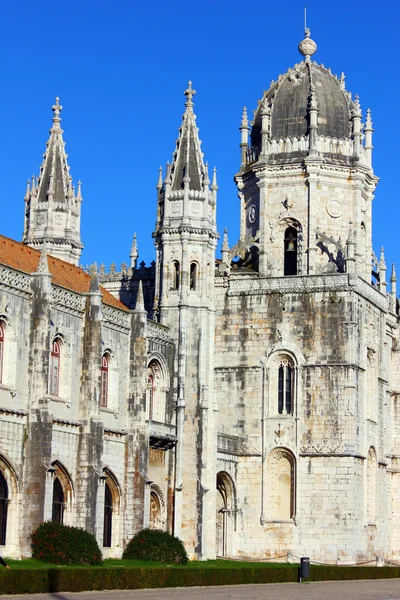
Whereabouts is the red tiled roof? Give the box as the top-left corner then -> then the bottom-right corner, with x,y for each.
0,234 -> 130,313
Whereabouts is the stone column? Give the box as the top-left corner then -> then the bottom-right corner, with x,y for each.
76,268 -> 104,536
123,281 -> 148,545
20,246 -> 53,556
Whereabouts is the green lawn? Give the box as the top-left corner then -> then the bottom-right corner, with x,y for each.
3,557 -> 290,570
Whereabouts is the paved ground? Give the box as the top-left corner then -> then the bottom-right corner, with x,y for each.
2,579 -> 400,600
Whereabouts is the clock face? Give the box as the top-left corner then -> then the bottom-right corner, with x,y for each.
248,204 -> 257,224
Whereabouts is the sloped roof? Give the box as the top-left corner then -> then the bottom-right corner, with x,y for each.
0,234 -> 129,312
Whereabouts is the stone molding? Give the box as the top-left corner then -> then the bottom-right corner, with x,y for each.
227,273 -> 349,295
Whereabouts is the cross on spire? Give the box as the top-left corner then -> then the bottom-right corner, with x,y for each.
184,81 -> 196,106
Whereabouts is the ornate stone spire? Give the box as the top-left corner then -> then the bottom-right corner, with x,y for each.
22,97 -> 83,266
169,81 -> 206,192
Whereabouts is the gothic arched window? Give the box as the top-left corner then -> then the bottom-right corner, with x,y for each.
52,478 -> 65,525
278,357 -> 294,415
146,360 -> 167,422
103,483 -> 113,548
0,471 -> 8,545
50,339 -> 61,396
190,262 -> 198,291
284,226 -> 297,276
100,354 -> 110,408
0,323 -> 4,384
172,261 -> 180,291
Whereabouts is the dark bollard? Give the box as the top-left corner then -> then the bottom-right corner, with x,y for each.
299,556 -> 310,583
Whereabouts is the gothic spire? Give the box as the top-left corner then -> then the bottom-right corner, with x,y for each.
22,97 -> 83,266
169,81 -> 207,192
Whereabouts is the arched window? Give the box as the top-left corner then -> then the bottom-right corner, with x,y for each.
190,262 -> 198,291
50,339 -> 61,396
0,323 -> 4,384
103,483 -> 113,547
366,447 -> 377,524
269,449 -> 295,520
52,478 -> 65,525
172,261 -> 180,291
278,356 -> 294,415
147,374 -> 155,420
284,226 -> 297,276
146,359 -> 167,423
100,354 -> 109,408
0,472 -> 8,545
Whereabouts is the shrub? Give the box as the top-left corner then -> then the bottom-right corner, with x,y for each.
123,529 -> 188,565
31,521 -> 102,565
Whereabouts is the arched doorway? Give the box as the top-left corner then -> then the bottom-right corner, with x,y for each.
52,478 -> 64,525
103,483 -> 113,547
0,472 -> 8,545
216,472 -> 236,557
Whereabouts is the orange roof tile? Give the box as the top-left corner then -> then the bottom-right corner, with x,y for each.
0,234 -> 130,313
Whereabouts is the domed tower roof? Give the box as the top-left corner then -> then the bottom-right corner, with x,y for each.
252,62 -> 351,143
243,30 -> 371,168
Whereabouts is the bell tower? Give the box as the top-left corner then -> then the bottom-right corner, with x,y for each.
153,82 -> 219,559
23,98 -> 83,266
234,30 -> 378,280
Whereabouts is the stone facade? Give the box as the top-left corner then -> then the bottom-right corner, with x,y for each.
1,30 -> 400,564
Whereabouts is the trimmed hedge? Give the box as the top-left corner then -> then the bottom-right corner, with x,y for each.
123,529 -> 188,565
1,564 -> 400,595
31,521 -> 102,565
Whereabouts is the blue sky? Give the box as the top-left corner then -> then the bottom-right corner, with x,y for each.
1,0 -> 398,274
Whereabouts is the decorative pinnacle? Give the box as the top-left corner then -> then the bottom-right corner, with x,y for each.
380,246 -> 386,267
76,180 -> 82,200
204,161 -> 210,186
391,263 -> 397,281
365,108 -> 373,129
156,166 -> 163,190
130,232 -> 138,268
135,279 -> 145,311
241,106 -> 249,127
222,227 -> 229,251
89,262 -> 100,293
24,179 -> 31,201
184,80 -> 196,106
211,167 -> 218,191
37,241 -> 50,274
52,96 -> 62,126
